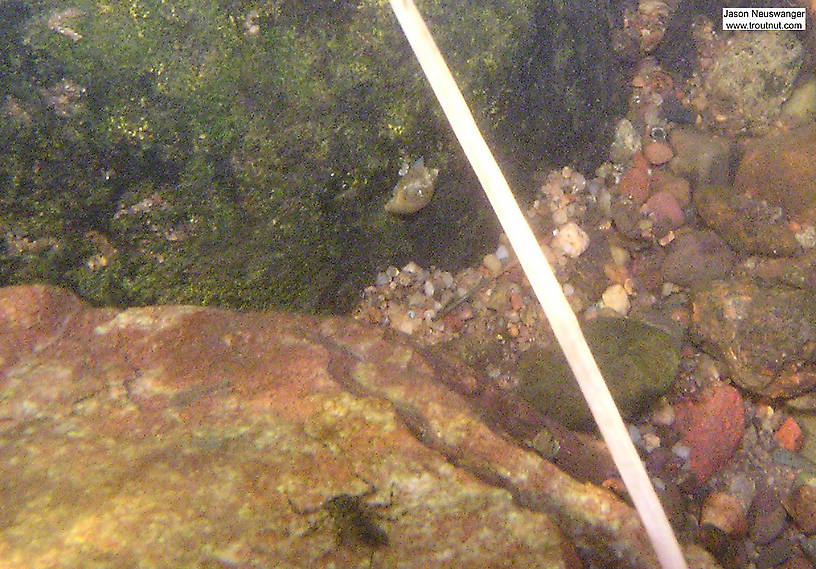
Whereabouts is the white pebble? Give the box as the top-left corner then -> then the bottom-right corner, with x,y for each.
423,280 -> 435,297
795,224 -> 816,248
641,433 -> 661,452
628,424 -> 642,445
551,221 -> 589,258
552,208 -> 569,226
601,284 -> 630,316
482,253 -> 503,276
651,402 -> 676,426
495,244 -> 510,261
661,282 -> 677,297
671,442 -> 691,460
407,292 -> 425,307
609,245 -> 630,267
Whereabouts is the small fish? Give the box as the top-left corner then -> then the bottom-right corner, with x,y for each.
384,157 -> 438,215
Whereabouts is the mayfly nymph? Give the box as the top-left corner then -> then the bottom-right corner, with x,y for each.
324,493 -> 390,548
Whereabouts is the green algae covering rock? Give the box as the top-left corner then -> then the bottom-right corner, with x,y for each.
0,285 -> 723,569
691,279 -> 816,398
517,317 -> 681,432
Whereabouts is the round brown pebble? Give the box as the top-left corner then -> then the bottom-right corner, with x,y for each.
643,140 -> 674,165
749,497 -> 788,545
641,190 -> 685,229
787,482 -> 816,534
649,169 -> 691,207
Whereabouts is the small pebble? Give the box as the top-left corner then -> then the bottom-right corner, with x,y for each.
423,280 -> 435,297
509,292 -> 523,312
551,221 -> 590,258
628,424 -> 642,446
601,284 -> 630,316
406,292 -> 425,307
652,401 -> 676,426
756,535 -> 798,569
643,140 -> 674,165
616,152 -> 650,204
641,432 -> 661,452
749,500 -> 788,545
609,244 -> 630,267
403,261 -> 421,274
775,416 -> 804,452
671,442 -> 691,460
700,491 -> 748,536
787,481 -> 816,534
649,169 -> 691,207
389,310 -> 418,335
641,190 -> 685,229
661,282 -> 678,296
727,473 -> 756,510
552,207 -> 569,225
482,253 -> 503,276
796,225 -> 816,249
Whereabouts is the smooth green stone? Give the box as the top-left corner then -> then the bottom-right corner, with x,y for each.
517,317 -> 680,432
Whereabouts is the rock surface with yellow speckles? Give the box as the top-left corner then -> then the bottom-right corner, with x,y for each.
691,279 -> 816,398
0,285 -> 721,569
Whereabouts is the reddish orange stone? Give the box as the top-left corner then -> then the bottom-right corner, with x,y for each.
674,383 -> 745,482
509,292 -> 524,312
616,151 -> 650,204
775,416 -> 804,452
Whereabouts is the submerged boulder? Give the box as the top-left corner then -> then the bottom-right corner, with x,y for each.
694,184 -> 801,257
0,285 -> 721,569
734,125 -> 816,228
691,279 -> 816,398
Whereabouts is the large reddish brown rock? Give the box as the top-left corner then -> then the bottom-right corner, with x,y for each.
0,285 -> 720,569
735,125 -> 816,227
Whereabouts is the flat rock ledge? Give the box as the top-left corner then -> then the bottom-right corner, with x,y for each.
0,285 -> 717,569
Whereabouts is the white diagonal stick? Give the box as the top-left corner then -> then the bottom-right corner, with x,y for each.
387,1 -> 689,568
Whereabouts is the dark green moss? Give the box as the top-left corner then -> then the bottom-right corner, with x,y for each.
2,0 -> 627,312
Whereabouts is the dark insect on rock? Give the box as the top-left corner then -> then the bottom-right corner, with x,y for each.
324,493 -> 390,549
